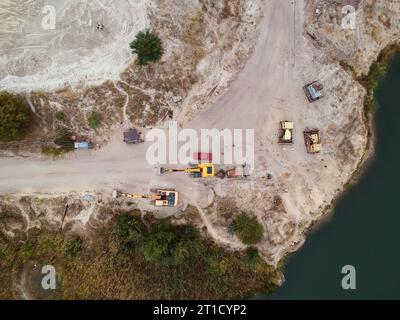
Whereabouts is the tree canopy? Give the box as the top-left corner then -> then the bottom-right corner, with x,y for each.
0,92 -> 31,142
130,29 -> 164,66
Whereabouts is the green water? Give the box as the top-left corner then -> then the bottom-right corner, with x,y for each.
264,54 -> 400,300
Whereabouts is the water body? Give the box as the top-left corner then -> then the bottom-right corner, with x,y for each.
263,54 -> 400,300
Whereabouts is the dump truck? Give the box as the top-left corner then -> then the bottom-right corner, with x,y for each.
304,130 -> 322,153
279,121 -> 294,144
112,189 -> 178,207
160,163 -> 215,178
304,81 -> 324,103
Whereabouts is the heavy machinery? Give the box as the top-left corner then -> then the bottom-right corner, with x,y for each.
160,163 -> 215,178
279,121 -> 294,144
215,164 -> 251,179
112,189 -> 178,207
304,130 -> 322,154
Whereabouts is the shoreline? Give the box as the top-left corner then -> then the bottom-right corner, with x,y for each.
311,43 -> 400,232
267,45 -> 400,299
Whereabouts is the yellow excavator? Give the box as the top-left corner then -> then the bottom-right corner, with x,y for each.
160,163 -> 215,178
112,189 -> 178,207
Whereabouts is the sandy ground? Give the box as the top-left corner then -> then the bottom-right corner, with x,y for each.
0,0 -> 371,266
0,0 -> 148,91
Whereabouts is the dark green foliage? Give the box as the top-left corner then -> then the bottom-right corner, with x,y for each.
232,213 -> 264,245
62,236 -> 83,257
88,111 -> 102,129
55,111 -> 66,122
0,91 -> 31,142
130,29 -> 164,66
116,215 -> 203,266
116,214 -> 146,251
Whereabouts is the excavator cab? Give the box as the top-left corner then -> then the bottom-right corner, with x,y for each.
196,163 -> 215,178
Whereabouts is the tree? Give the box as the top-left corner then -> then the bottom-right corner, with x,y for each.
115,214 -> 147,251
0,92 -> 31,142
130,29 -> 164,66
232,213 -> 264,245
143,221 -> 175,264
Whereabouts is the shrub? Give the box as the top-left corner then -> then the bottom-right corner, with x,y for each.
130,30 -> 164,66
62,236 -> 83,257
54,128 -> 74,151
143,221 -> 175,264
232,213 -> 264,245
0,92 -> 31,142
41,145 -> 63,159
55,111 -> 66,122
116,214 -> 147,251
88,111 -> 102,129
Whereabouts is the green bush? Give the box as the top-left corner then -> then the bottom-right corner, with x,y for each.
233,213 -> 264,245
88,111 -> 102,129
0,92 -> 31,142
55,111 -> 66,122
116,214 -> 147,251
143,221 -> 176,264
130,29 -> 164,66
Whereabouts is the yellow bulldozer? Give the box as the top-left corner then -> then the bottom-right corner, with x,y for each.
160,163 -> 215,178
112,189 -> 178,207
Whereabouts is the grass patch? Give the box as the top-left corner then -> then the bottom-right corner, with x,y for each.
88,111 -> 102,129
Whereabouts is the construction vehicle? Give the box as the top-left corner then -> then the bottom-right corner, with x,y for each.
279,121 -> 294,144
304,130 -> 322,154
112,189 -> 178,207
215,164 -> 250,179
160,163 -> 215,178
303,81 -> 324,103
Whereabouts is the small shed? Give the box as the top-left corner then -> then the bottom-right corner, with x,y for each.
123,128 -> 143,144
